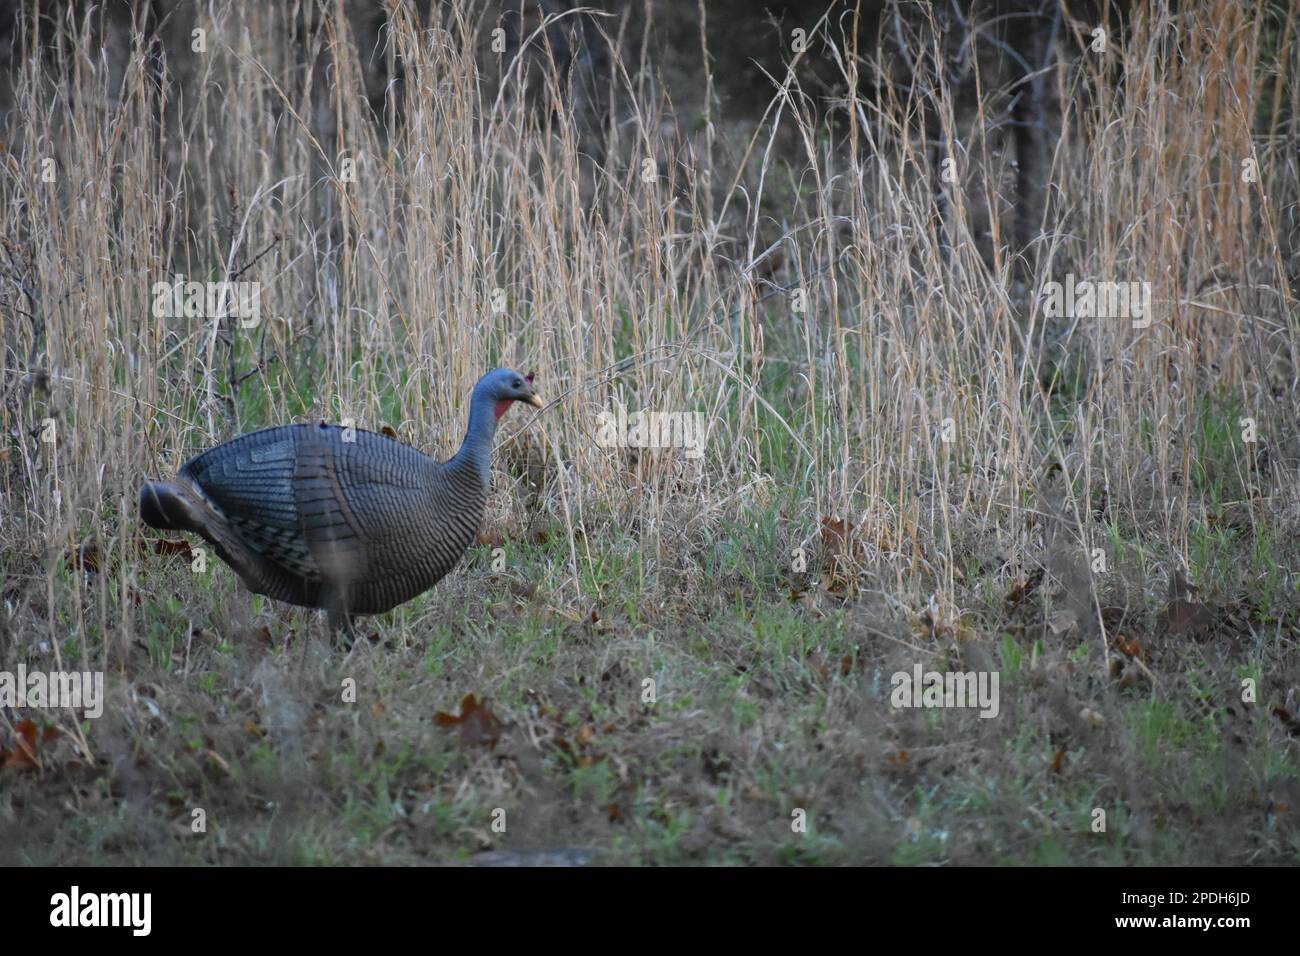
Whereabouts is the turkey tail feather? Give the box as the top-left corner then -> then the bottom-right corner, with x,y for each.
140,480 -> 199,532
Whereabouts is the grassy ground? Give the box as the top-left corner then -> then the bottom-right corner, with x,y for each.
5,487 -> 1300,865
1,0 -> 1299,864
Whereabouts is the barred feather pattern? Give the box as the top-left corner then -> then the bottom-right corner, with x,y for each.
176,423 -> 488,615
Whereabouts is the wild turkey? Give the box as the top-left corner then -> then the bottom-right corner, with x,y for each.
139,368 -> 543,640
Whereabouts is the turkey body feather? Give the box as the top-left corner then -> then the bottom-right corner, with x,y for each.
139,368 -> 541,624
178,423 -> 484,614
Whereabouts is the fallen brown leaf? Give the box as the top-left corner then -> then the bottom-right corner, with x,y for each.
1,719 -> 43,771
434,694 -> 505,747
1110,634 -> 1145,659
1164,599 -> 1212,636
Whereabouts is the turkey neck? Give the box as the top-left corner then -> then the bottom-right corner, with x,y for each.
446,389 -> 500,490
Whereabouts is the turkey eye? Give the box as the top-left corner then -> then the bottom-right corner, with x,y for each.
513,379 -> 522,388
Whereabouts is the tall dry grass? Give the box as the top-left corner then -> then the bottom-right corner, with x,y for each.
0,0 -> 1296,672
